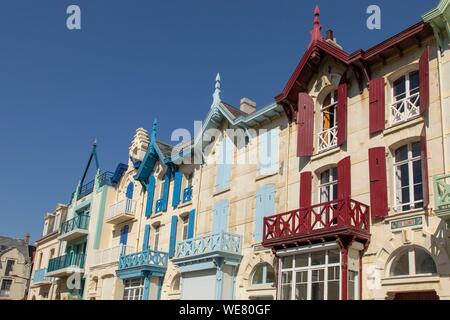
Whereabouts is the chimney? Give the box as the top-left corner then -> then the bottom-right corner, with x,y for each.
326,29 -> 334,41
240,98 -> 256,115
23,233 -> 30,245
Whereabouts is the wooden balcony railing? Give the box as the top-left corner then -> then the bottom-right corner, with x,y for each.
263,198 -> 370,247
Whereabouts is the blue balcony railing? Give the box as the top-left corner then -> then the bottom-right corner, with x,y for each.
47,253 -> 86,273
155,199 -> 164,213
60,214 -> 90,235
183,186 -> 193,203
118,250 -> 169,271
77,180 -> 95,199
33,268 -> 50,283
174,231 -> 242,260
98,171 -> 114,188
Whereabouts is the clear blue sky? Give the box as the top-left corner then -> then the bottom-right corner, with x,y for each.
0,0 -> 438,242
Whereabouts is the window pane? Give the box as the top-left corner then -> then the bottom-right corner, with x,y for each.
252,265 -> 264,285
409,71 -> 420,93
295,254 -> 309,268
415,249 -> 437,275
280,271 -> 292,300
348,271 -> 358,301
295,271 -> 308,301
393,76 -> 406,101
282,256 -> 293,269
390,251 -> 410,276
266,265 -> 275,284
328,250 -> 340,264
311,251 -> 326,266
395,146 -> 408,162
328,267 -> 340,300
412,142 -> 421,158
311,269 -> 325,300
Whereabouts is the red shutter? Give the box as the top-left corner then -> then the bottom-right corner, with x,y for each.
419,47 -> 430,115
369,147 -> 388,218
300,171 -> 312,208
337,82 -> 348,146
369,78 -> 385,134
421,127 -> 430,208
337,156 -> 351,200
297,93 -> 314,157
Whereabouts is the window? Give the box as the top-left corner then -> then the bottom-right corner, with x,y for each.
0,279 -> 12,297
394,142 -> 424,212
318,168 -> 338,204
123,278 -> 144,300
390,71 -> 420,125
390,247 -> 437,277
251,263 -> 275,286
280,249 -> 341,300
153,226 -> 160,251
126,182 -> 134,200
348,270 -> 359,300
181,216 -> 189,241
5,260 -> 15,276
318,90 -> 339,152
172,274 -> 181,292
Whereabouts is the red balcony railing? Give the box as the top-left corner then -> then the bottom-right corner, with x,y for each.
263,198 -> 370,247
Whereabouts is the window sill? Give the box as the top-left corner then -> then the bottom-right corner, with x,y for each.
385,208 -> 427,222
383,116 -> 423,136
381,275 -> 440,286
255,172 -> 278,182
149,212 -> 163,220
178,201 -> 192,209
246,285 -> 276,292
214,187 -> 231,197
311,146 -> 341,161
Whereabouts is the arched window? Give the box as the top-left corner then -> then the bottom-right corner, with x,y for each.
126,183 -> 134,200
390,247 -> 437,277
318,90 -> 338,152
390,70 -> 420,125
251,263 -> 275,286
318,167 -> 338,204
394,142 -> 424,212
172,274 -> 181,292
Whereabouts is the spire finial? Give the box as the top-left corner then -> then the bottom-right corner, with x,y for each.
93,137 -> 97,146
151,119 -> 157,142
212,73 -> 221,107
310,4 -> 323,45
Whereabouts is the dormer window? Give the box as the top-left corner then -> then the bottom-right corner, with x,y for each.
318,90 -> 339,153
390,71 -> 420,125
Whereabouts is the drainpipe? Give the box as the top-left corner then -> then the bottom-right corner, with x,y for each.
436,45 -> 448,174
285,122 -> 292,212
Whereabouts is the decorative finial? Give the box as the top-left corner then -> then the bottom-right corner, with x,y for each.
93,137 -> 97,146
310,4 -> 323,46
212,73 -> 221,107
151,119 -> 157,143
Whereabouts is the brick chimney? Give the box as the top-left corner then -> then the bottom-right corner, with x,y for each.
240,98 -> 256,115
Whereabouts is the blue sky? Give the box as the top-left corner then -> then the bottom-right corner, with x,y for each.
0,0 -> 438,242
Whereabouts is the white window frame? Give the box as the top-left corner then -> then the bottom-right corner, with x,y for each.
181,216 -> 189,241
279,249 -> 341,301
251,263 -> 275,287
318,168 -> 338,204
153,226 -> 160,251
123,277 -> 145,301
318,90 -> 339,153
390,71 -> 420,125
389,247 -> 437,278
393,142 -> 424,213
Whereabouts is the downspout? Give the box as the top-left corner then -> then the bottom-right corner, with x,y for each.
285,121 -> 292,212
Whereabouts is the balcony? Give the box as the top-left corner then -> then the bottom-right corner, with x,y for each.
117,249 -> 169,279
262,198 -> 371,248
46,253 -> 86,277
183,186 -> 193,203
318,127 -> 338,153
390,92 -> 420,126
77,180 -> 95,200
106,199 -> 137,225
58,214 -> 90,241
92,245 -> 135,268
434,174 -> 450,221
173,231 -> 242,267
31,268 -> 51,286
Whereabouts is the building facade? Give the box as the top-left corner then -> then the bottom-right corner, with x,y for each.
28,1 -> 450,300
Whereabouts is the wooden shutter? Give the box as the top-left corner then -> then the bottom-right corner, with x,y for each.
162,169 -> 171,211
300,172 -> 312,208
369,147 -> 389,218
419,47 -> 430,115
187,209 -> 196,239
421,127 -> 430,208
337,82 -> 348,146
338,157 -> 351,200
369,78 -> 386,134
254,184 -> 276,242
142,225 -> 151,251
297,93 -> 314,157
212,200 -> 229,234
172,171 -> 182,208
120,225 -> 129,246
169,216 -> 178,258
126,183 -> 134,200
145,176 -> 156,218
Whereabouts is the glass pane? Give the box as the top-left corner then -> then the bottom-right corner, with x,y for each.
295,254 -> 309,268
412,160 -> 423,185
311,251 -> 326,266
395,145 -> 408,162
282,256 -> 293,269
280,271 -> 292,300
252,265 -> 264,285
390,251 -> 410,276
328,250 -> 340,264
393,76 -> 406,101
266,265 -> 275,284
320,170 -> 330,184
409,71 -> 420,93
295,271 -> 308,301
328,267 -> 340,301
323,93 -> 332,107
348,271 -> 358,301
311,269 -> 325,300
412,142 -> 421,158
415,249 -> 437,275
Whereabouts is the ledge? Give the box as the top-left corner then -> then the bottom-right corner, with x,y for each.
214,187 -> 231,197
255,172 -> 278,182
381,275 -> 440,286
383,116 -> 423,136
311,146 -> 341,162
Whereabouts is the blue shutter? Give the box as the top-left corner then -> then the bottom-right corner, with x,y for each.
216,140 -> 224,190
162,169 -> 171,211
145,176 -> 156,218
187,209 -> 196,239
254,185 -> 276,242
212,200 -> 229,234
126,183 -> 134,200
120,225 -> 129,245
169,215 -> 178,258
143,225 -> 150,251
259,131 -> 269,175
172,171 -> 182,208
223,137 -> 232,188
268,129 -> 279,173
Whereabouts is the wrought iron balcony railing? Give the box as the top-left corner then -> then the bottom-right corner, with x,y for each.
183,186 -> 193,203
92,245 -> 134,267
174,231 -> 242,260
47,253 -> 86,273
434,174 -> 450,219
390,92 -> 420,125
60,214 -> 90,235
263,198 -> 370,246
32,268 -> 51,284
118,249 -> 169,271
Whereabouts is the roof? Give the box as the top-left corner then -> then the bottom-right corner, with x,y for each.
0,236 -> 34,263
